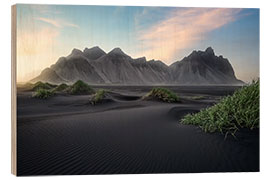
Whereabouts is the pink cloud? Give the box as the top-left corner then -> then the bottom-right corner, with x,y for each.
137,8 -> 242,64
35,17 -> 79,28
35,17 -> 61,28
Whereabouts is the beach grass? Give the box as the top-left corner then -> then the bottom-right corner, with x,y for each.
32,88 -> 54,99
69,80 -> 95,95
89,89 -> 107,105
52,83 -> 69,92
32,81 -> 56,91
181,80 -> 259,136
143,87 -> 180,103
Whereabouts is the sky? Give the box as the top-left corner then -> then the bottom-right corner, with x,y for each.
16,4 -> 259,83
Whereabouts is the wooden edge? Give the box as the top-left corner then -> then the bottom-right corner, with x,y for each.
11,4 -> 17,176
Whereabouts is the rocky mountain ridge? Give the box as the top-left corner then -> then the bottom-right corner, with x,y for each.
31,46 -> 244,85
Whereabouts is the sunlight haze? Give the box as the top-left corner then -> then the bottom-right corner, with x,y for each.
16,5 -> 259,83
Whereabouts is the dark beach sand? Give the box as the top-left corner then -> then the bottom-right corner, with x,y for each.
17,86 -> 259,175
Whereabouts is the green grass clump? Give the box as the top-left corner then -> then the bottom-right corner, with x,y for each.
33,88 -> 54,99
32,81 -> 56,91
181,80 -> 259,136
53,83 -> 69,92
90,89 -> 106,105
69,80 -> 95,95
144,87 -> 180,103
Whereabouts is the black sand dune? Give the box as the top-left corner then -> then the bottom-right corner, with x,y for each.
17,86 -> 259,175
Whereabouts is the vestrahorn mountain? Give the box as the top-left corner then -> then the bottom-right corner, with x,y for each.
31,46 -> 244,85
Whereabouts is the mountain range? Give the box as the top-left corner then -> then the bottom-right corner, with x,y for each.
31,46 -> 244,85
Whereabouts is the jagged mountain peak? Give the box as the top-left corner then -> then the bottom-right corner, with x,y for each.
66,48 -> 85,59
184,47 -> 216,62
83,46 -> 106,60
108,48 -> 129,57
205,46 -> 215,55
85,46 -> 101,50
31,46 -> 244,85
134,57 -> 147,62
83,46 -> 104,53
149,59 -> 167,66
170,47 -> 243,84
71,48 -> 83,56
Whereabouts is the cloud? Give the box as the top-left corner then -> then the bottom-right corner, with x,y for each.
17,7 -> 79,82
62,21 -> 80,28
35,17 -> 61,28
137,8 -> 243,64
35,17 -> 79,28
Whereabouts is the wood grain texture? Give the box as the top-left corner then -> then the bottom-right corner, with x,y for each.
11,4 -> 17,176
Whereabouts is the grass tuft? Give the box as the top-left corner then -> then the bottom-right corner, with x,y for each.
53,83 -> 69,93
32,81 -> 56,91
69,80 -> 95,95
143,87 -> 180,103
89,89 -> 107,105
181,80 -> 259,135
32,88 -> 54,99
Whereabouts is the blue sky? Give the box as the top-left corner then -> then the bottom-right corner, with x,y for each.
16,4 -> 259,82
